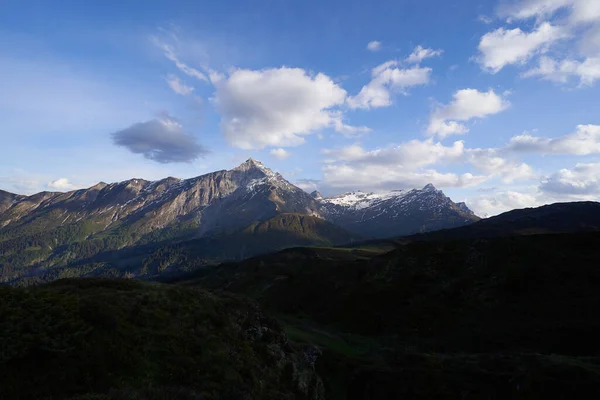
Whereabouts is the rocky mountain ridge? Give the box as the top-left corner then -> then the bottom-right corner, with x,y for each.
317,183 -> 479,238
0,159 -> 478,283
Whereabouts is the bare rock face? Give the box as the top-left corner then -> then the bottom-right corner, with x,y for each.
0,160 -> 323,268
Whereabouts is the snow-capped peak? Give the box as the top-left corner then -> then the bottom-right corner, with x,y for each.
321,190 -> 409,210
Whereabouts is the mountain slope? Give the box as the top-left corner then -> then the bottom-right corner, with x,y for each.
319,184 -> 480,238
404,201 -> 600,243
0,159 -> 323,282
173,229 -> 600,398
9,213 -> 361,285
0,159 -> 476,284
0,278 -> 323,399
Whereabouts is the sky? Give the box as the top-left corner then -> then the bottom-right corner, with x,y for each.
1,0 -> 600,216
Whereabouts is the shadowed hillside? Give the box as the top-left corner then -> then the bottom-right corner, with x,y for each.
172,230 -> 600,398
0,279 -> 323,400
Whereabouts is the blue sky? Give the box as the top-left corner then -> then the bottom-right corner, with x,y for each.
1,0 -> 600,215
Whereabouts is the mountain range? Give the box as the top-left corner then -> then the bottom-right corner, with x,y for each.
3,162 -> 600,397
0,159 -> 477,284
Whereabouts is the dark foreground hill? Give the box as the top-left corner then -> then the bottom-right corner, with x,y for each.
0,279 -> 323,400
173,231 -> 600,398
405,201 -> 600,242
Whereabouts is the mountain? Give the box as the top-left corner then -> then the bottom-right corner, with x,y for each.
0,158 -> 320,239
0,159 -> 327,282
318,184 -> 480,238
0,159 -> 475,284
16,213 -> 362,285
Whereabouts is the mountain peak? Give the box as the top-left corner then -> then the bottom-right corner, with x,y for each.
310,190 -> 323,200
234,158 -> 271,173
422,183 -> 437,191
243,157 -> 263,167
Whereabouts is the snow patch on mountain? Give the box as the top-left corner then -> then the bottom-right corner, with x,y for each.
321,190 -> 409,210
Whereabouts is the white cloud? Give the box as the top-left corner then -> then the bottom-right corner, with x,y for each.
293,178 -> 321,193
569,0 -> 600,24
270,148 -> 291,160
467,190 -> 543,217
347,61 -> 432,109
498,0 -> 572,21
320,139 -> 488,192
466,148 -> 536,183
476,22 -> 566,73
540,162 -> 600,195
318,134 -> 542,193
580,24 -> 600,56
523,55 -> 600,85
151,36 -> 209,82
405,45 -> 443,64
507,124 -> 600,154
490,1 -> 600,87
213,67 -> 364,149
165,74 -> 194,95
427,89 -> 510,138
323,139 -> 465,167
366,41 -> 382,51
47,178 -> 75,191
322,163 -> 486,192
498,0 -> 600,24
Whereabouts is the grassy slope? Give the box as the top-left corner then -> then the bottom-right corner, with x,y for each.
0,279 -> 323,400
174,231 -> 600,398
6,214 -> 360,286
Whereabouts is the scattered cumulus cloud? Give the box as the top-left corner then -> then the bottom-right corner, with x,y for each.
480,0 -> 600,87
270,148 -> 291,160
540,163 -> 600,196
293,178 -> 321,193
476,22 -> 567,73
366,41 -> 382,51
111,112 -> 208,163
427,89 -> 510,138
47,178 -> 76,191
347,61 -> 431,109
523,56 -> 600,86
405,45 -> 443,64
507,125 -> 600,154
466,148 -> 536,183
213,67 -> 367,149
498,0 -> 600,24
322,163 -> 486,192
165,74 -> 194,95
320,139 -> 487,192
323,140 -> 465,168
468,190 -> 542,217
